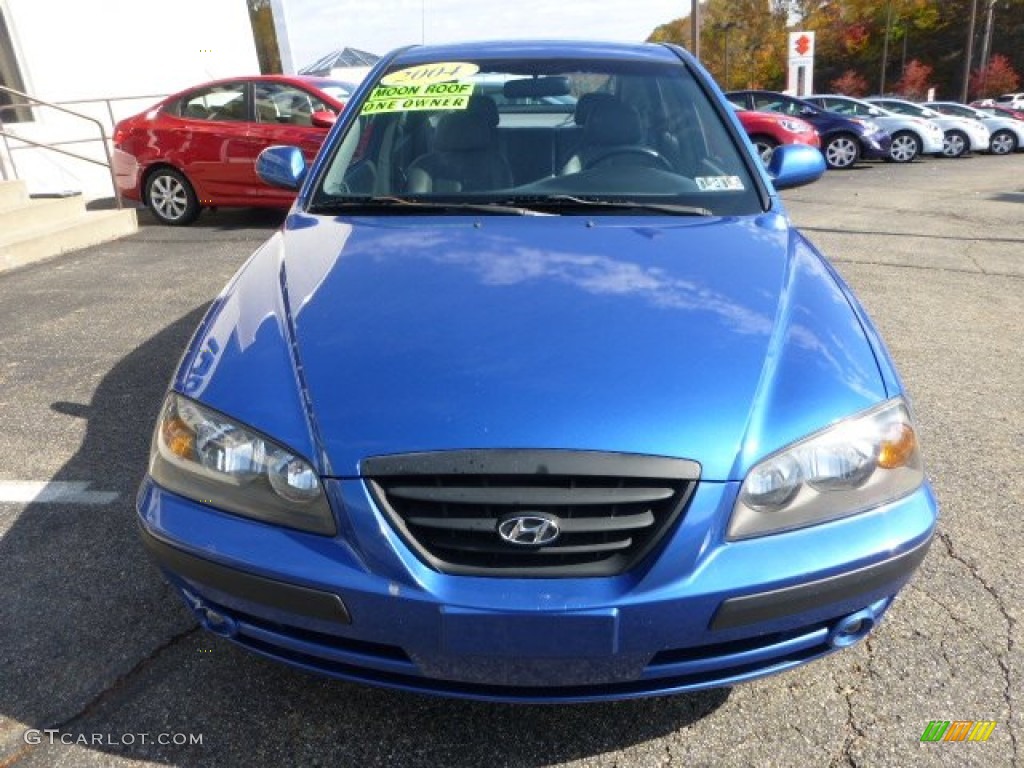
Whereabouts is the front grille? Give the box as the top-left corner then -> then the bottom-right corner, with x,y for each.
363,450 -> 700,577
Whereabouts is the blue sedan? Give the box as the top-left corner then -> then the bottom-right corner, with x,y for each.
137,40 -> 937,702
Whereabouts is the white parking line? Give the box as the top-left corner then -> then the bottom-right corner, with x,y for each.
0,481 -> 119,505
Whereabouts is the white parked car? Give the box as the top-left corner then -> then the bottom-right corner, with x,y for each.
994,92 -> 1024,110
867,97 -> 991,158
924,101 -> 1024,155
806,94 -> 944,162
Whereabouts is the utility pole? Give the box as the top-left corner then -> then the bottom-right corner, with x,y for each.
961,0 -> 979,102
722,22 -> 738,90
978,0 -> 997,94
879,0 -> 894,95
691,0 -> 701,59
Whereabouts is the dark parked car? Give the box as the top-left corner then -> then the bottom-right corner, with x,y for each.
137,40 -> 936,703
113,75 -> 352,225
727,90 -> 891,169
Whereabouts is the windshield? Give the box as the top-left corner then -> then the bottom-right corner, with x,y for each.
317,82 -> 356,102
311,56 -> 762,216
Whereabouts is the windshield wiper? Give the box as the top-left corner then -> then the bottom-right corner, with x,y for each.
308,196 -> 554,216
519,195 -> 713,217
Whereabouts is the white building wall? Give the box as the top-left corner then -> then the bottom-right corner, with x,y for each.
1,0 -> 259,198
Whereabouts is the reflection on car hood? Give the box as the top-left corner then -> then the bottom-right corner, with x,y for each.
179,213 -> 888,481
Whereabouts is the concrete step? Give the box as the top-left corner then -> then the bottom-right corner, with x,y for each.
0,209 -> 138,272
0,179 -> 29,209
0,195 -> 85,234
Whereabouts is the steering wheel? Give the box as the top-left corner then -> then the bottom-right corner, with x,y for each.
586,146 -> 673,171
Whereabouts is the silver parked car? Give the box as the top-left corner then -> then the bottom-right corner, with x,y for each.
867,97 -> 991,158
806,94 -> 944,162
923,101 -> 1024,155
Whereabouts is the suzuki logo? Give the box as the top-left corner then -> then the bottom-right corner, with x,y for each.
795,34 -> 811,56
498,513 -> 561,546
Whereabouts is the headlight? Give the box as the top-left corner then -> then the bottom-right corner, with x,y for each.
149,393 -> 336,535
852,118 -> 880,133
779,119 -> 811,134
728,398 -> 924,540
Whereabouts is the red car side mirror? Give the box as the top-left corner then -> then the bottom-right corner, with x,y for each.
311,110 -> 337,128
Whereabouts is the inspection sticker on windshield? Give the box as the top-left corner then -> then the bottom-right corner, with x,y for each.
381,62 -> 480,86
695,176 -> 745,191
361,82 -> 476,114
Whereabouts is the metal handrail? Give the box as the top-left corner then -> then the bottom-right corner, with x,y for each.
0,85 -> 122,208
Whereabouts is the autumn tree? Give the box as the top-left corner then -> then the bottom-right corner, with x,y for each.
831,69 -> 870,96
969,54 -> 1021,100
892,59 -> 933,100
647,0 -> 791,90
789,0 -> 945,95
648,0 -> 1024,99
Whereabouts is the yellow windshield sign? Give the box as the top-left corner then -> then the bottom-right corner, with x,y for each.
361,82 -> 475,115
381,62 -> 480,86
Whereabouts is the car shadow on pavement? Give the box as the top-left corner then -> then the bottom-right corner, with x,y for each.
135,206 -> 288,232
1,309 -> 730,766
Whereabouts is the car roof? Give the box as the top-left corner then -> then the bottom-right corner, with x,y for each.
163,74 -> 348,105
387,39 -> 683,67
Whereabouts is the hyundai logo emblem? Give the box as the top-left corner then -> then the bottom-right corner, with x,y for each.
497,513 -> 561,546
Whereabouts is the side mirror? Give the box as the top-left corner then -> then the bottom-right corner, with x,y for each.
256,145 -> 307,190
310,110 -> 337,128
800,105 -> 818,117
767,144 -> 826,190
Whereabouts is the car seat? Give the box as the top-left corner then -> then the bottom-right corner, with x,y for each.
406,110 -> 513,193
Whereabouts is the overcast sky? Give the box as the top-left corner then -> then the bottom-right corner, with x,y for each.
277,0 -> 689,70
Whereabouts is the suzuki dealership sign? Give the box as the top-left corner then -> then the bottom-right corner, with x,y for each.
787,31 -> 815,96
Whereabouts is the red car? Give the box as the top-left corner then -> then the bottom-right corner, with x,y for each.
113,75 -> 352,225
732,107 -> 820,164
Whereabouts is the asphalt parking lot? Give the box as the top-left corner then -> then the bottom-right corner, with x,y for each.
0,154 -> 1021,767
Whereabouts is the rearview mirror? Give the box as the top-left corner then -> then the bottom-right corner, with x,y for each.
503,76 -> 571,99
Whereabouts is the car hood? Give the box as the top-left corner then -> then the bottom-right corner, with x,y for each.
180,213 -> 889,481
982,115 -> 1024,135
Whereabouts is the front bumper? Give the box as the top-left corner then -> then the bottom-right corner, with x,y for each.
966,124 -> 992,151
920,128 -> 945,155
860,131 -> 893,160
137,476 -> 936,702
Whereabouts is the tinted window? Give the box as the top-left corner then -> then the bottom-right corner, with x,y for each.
175,83 -> 248,122
752,95 -> 805,117
254,82 -> 333,126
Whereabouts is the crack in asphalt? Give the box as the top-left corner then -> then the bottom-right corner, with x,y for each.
58,624 -> 201,729
828,663 -> 869,768
1,625 -> 200,767
937,530 -> 1018,761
